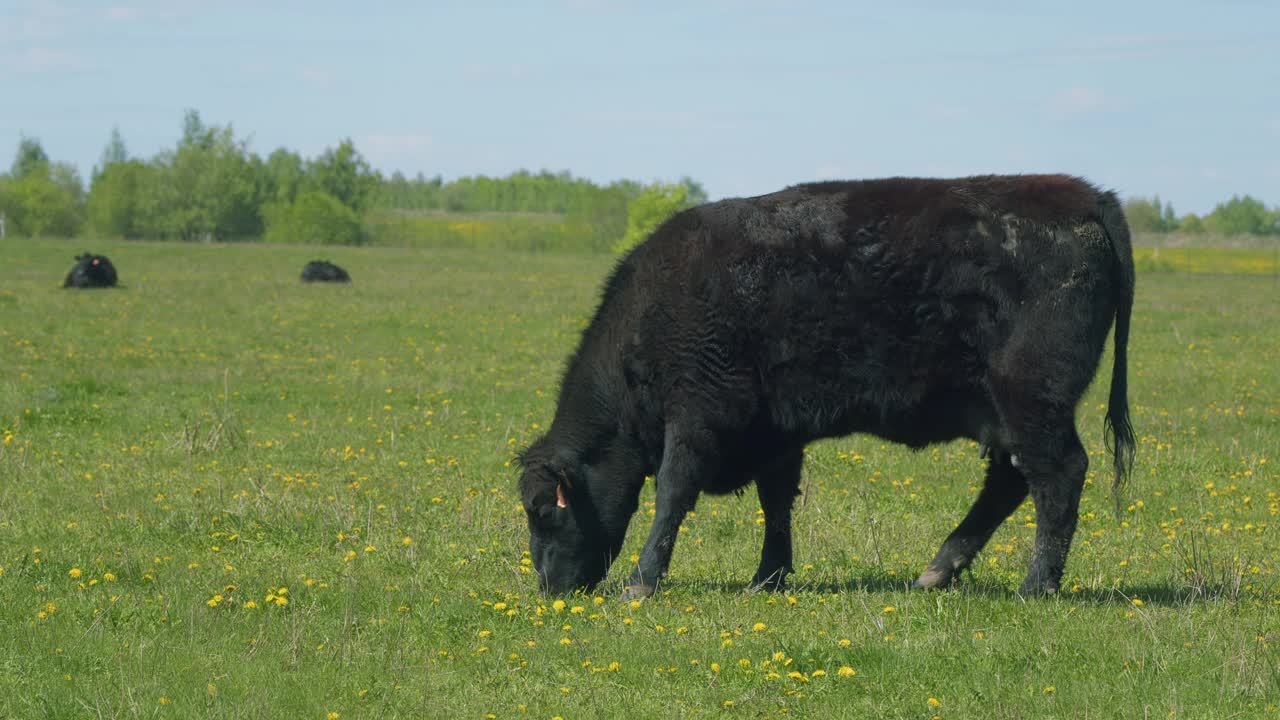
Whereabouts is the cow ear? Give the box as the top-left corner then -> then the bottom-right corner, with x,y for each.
555,480 -> 569,508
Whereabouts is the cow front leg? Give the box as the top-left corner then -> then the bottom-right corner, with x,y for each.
751,449 -> 803,592
915,452 -> 1028,589
622,423 -> 717,600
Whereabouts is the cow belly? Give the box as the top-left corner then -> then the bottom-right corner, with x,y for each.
762,365 -> 997,450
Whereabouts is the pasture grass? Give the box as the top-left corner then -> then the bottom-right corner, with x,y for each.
1,239 -> 1277,719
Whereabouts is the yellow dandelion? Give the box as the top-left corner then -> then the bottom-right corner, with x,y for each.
837,666 -> 857,677
753,622 -> 767,632
928,698 -> 941,707
68,568 -> 82,579
883,605 -> 896,613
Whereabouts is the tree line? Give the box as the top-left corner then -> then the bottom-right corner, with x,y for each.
0,110 -> 706,249
1123,195 -> 1279,236
2,111 -> 1275,247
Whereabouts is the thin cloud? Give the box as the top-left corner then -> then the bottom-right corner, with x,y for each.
918,103 -> 981,122
2,46 -> 91,73
1046,87 -> 1105,116
105,6 -> 143,21
814,163 -> 843,180
238,61 -> 272,76
360,132 -> 434,158
297,66 -> 333,89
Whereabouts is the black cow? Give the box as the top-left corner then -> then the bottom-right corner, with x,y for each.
63,253 -> 119,288
518,174 -> 1135,599
301,260 -> 351,283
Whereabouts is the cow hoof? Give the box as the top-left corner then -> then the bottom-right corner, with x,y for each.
1017,580 -> 1060,598
912,567 -> 954,590
748,573 -> 788,593
620,582 -> 657,601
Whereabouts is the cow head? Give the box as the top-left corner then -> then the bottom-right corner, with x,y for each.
517,437 -> 644,595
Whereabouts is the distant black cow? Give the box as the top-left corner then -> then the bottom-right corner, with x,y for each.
63,253 -> 119,288
518,174 -> 1136,599
300,260 -> 351,283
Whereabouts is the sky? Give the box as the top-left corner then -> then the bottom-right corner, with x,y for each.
2,0 -> 1278,215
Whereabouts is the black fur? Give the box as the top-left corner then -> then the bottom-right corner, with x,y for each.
62,253 -> 118,288
519,174 -> 1136,598
300,260 -> 351,283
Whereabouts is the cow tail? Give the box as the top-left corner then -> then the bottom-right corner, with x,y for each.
1097,191 -> 1136,510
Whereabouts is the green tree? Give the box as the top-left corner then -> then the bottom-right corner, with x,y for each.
4,137 -> 84,237
0,175 -> 14,237
1177,212 -> 1205,235
11,136 -> 50,180
680,176 -> 709,207
88,159 -> 151,238
306,140 -> 378,213
1159,201 -> 1178,232
155,110 -> 265,240
264,191 -> 363,245
612,182 -> 690,254
9,173 -> 82,236
1123,196 -> 1164,233
97,126 -> 128,175
1205,195 -> 1274,236
263,148 -> 305,205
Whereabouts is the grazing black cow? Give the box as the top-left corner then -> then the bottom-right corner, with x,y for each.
300,260 -> 351,283
63,253 -> 119,288
518,174 -> 1136,599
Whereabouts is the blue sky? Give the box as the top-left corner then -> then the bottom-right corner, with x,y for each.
2,0 -> 1277,214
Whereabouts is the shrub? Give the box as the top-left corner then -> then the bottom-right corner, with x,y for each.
264,191 -> 363,245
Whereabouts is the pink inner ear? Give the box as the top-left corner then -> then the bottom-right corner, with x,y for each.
555,483 -> 568,508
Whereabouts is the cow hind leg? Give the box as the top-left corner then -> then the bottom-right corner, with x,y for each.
1016,427 -> 1088,596
914,453 -> 1028,589
750,448 -> 803,592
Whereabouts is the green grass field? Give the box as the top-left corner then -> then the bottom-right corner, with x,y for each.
2,239 -> 1277,719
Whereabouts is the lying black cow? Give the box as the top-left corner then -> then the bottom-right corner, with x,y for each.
63,253 -> 119,288
519,174 -> 1135,598
300,260 -> 351,283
